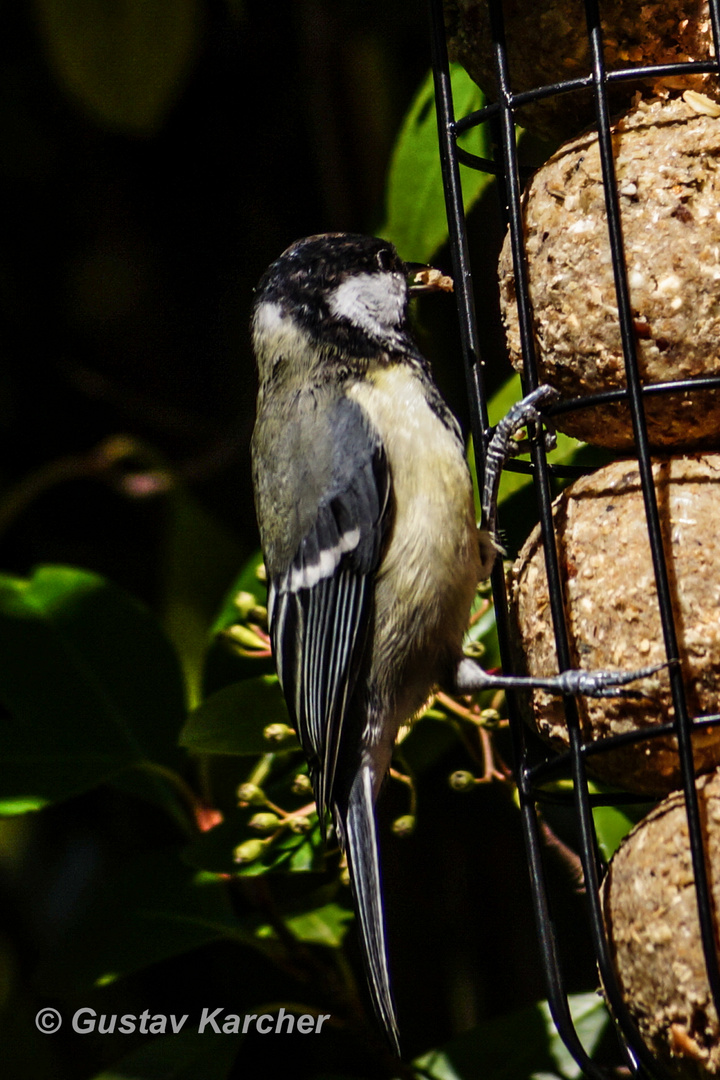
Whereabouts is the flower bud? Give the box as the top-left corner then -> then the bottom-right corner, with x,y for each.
449,770 -> 476,792
233,839 -> 264,864
479,708 -> 501,728
227,625 -> 268,650
233,590 -> 259,618
292,773 -> 313,797
237,783 -> 265,806
462,639 -> 486,660
249,812 -> 280,832
263,722 -> 293,744
288,815 -> 312,834
391,814 -> 415,837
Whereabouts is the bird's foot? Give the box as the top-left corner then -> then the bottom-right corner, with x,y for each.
453,656 -> 664,698
481,384 -> 559,526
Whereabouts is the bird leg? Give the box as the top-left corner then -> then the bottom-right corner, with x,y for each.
473,385 -> 666,698
481,384 -> 559,538
453,656 -> 665,698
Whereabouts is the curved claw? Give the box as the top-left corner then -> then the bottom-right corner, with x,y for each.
481,384 -> 560,532
499,385 -> 559,443
550,662 -> 664,698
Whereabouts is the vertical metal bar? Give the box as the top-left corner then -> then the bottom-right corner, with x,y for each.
481,3 -> 618,1076
581,0 -> 720,1030
427,9 -> 601,1068
427,0 -> 488,456
428,0 -> 720,1075
708,0 -> 720,59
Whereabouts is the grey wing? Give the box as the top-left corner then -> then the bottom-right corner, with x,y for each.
266,395 -> 391,824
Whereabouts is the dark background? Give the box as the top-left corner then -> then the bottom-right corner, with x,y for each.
0,0 -> 433,586
0,3 -> 596,1077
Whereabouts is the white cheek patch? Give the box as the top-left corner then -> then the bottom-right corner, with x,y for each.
328,272 -> 406,340
252,300 -> 310,370
253,299 -> 284,337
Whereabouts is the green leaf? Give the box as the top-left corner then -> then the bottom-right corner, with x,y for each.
414,992 -> 610,1080
0,796 -> 50,815
380,65 -> 491,261
36,849 -> 234,993
256,901 -> 353,949
0,566 -> 186,812
542,994 -> 610,1080
592,802 -> 645,861
287,836 -> 318,873
32,0 -> 202,135
286,901 -> 353,947
181,676 -> 291,756
397,715 -> 459,777
236,818 -> 325,877
161,488 -> 246,708
90,1026 -> 239,1080
463,592 -> 501,671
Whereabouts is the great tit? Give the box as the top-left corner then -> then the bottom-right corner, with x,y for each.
250,232 -> 658,1054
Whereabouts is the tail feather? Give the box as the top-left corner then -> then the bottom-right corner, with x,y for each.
336,765 -> 400,1056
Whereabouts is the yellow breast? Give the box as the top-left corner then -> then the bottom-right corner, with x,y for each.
347,364 -> 481,719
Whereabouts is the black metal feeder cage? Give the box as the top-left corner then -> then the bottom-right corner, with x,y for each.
427,0 -> 720,1076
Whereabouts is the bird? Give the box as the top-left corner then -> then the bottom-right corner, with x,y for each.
250,232 -> 659,1054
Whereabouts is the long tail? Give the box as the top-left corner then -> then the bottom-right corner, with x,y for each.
335,764 -> 400,1056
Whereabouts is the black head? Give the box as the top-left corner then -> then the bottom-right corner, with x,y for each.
256,233 -> 406,305
252,233 -> 416,364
